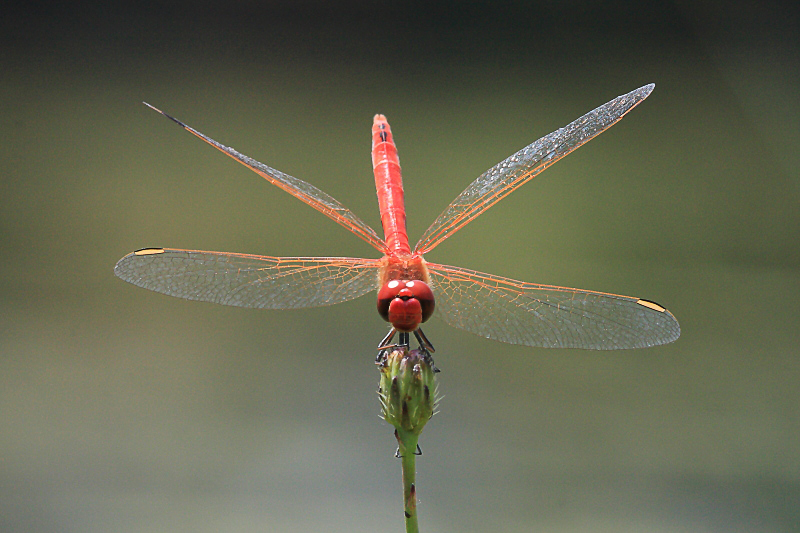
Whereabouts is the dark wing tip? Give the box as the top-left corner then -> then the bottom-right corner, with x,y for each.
142,102 -> 188,129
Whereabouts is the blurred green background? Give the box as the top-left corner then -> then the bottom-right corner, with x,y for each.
2,2 -> 798,532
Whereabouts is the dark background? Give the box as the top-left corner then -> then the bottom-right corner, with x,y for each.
2,2 -> 798,532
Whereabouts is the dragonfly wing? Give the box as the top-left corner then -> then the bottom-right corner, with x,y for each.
114,248 -> 381,309
143,104 -> 388,254
415,84 -> 654,254
427,262 -> 680,349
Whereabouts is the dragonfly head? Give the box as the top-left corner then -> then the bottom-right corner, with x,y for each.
377,279 -> 435,332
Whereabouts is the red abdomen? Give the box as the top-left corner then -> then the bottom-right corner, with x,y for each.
372,115 -> 411,256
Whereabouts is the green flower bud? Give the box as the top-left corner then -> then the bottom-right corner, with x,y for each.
377,348 -> 437,435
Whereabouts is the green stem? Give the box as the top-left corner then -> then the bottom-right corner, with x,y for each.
396,428 -> 420,533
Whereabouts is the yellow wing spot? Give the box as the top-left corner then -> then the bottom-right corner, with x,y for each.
636,299 -> 665,312
134,248 -> 166,256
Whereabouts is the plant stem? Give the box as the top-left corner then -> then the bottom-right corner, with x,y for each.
396,428 -> 420,533
379,348 -> 435,532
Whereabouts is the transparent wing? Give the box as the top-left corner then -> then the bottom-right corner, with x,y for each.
427,262 -> 680,349
415,84 -> 655,254
143,103 -> 388,254
114,248 -> 381,309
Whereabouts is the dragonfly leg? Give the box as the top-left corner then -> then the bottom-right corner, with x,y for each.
378,327 -> 397,350
414,328 -> 435,353
376,327 -> 400,364
414,327 -> 440,372
399,331 -> 410,347
377,328 -> 411,352
377,328 -> 438,372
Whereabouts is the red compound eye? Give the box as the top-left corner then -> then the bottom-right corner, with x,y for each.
377,280 -> 435,331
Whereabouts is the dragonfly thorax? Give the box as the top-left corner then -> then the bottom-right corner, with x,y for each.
377,279 -> 435,332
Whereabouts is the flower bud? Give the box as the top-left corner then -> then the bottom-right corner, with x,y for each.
377,348 -> 437,435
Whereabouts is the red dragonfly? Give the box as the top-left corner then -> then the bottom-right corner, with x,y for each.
115,84 -> 679,354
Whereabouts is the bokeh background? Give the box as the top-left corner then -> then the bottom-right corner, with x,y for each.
2,2 -> 798,532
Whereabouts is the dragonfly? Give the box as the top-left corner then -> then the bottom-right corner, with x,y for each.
114,83 -> 680,356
